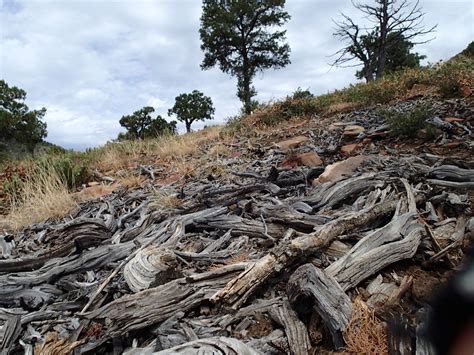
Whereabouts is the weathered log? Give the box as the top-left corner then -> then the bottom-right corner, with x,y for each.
287,264 -> 352,349
428,165 -> 474,182
211,189 -> 425,309
326,212 -> 424,291
84,263 -> 247,337
268,299 -> 312,355
0,219 -> 111,273
125,337 -> 261,355
124,246 -> 179,292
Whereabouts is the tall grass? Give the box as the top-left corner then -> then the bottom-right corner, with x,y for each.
3,166 -> 77,231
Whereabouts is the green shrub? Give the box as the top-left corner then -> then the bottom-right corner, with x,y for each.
36,154 -> 90,189
381,104 -> 434,138
222,115 -> 245,136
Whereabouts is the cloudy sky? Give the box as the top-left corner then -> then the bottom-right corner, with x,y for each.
1,0 -> 472,150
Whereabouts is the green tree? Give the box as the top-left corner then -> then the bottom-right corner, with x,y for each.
119,106 -> 176,140
355,31 -> 426,80
168,90 -> 215,133
0,80 -> 47,152
200,0 -> 291,115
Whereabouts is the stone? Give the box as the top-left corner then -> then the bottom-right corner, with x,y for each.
297,152 -> 323,167
313,155 -> 365,185
340,143 -> 359,155
276,136 -> 310,151
444,141 -> 462,148
343,125 -> 365,136
73,185 -> 117,203
444,117 -> 464,123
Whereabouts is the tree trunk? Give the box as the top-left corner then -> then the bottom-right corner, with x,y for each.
376,0 -> 389,79
185,121 -> 192,133
243,74 -> 252,115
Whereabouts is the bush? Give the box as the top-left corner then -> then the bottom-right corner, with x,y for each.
380,104 -> 434,138
222,115 -> 245,137
36,154 -> 90,190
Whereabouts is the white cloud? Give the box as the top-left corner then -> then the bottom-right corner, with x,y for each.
1,0 -> 472,149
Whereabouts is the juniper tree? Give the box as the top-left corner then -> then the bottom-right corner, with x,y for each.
168,90 -> 214,133
200,0 -> 291,115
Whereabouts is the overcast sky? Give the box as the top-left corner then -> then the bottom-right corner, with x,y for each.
1,0 -> 472,150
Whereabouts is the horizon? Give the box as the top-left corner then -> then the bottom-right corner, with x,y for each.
1,0 -> 472,150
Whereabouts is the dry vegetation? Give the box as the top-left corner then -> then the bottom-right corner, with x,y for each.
1,166 -> 77,231
344,298 -> 389,354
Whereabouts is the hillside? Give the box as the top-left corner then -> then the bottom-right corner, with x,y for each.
0,55 -> 473,354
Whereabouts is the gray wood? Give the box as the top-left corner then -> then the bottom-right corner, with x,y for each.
287,264 -> 352,349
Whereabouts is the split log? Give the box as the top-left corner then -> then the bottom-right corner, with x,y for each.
268,299 -> 312,355
287,264 -> 352,349
326,212 -> 424,291
124,246 -> 179,292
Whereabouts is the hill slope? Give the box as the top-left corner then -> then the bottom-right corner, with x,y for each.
0,54 -> 473,353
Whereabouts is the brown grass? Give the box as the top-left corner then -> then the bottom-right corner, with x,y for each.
1,167 -> 77,232
149,188 -> 182,211
93,126 -> 223,173
344,297 -> 388,354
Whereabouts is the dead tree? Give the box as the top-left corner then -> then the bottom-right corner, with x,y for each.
332,0 -> 437,82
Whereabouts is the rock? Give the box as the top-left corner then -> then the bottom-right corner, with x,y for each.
329,121 -> 357,131
276,136 -> 310,151
313,155 -> 365,185
341,143 -> 359,155
297,152 -> 323,167
73,184 -> 117,203
444,141 -> 462,148
444,117 -> 464,123
343,125 -> 365,136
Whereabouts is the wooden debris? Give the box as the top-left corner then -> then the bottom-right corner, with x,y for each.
0,94 -> 472,353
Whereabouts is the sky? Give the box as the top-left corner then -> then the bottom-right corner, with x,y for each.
1,0 -> 472,150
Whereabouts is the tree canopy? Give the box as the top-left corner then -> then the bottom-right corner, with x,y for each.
199,0 -> 291,115
333,0 -> 436,82
119,106 -> 176,140
0,80 -> 47,152
168,90 -> 214,133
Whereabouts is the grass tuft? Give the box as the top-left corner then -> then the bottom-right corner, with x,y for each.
2,166 -> 77,231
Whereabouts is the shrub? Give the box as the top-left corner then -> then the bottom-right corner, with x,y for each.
380,104 -> 434,138
36,154 -> 90,189
222,115 -> 245,137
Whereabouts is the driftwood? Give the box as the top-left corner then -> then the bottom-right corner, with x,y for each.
83,263 -> 248,337
268,299 -> 312,355
210,188 -> 425,309
287,264 -> 352,349
0,101 -> 472,355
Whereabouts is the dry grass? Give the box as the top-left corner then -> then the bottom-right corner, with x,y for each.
1,166 -> 77,232
92,126 -> 223,173
149,187 -> 182,211
344,297 -> 388,354
117,174 -> 147,189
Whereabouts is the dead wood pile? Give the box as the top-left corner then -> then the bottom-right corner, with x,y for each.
0,97 -> 473,354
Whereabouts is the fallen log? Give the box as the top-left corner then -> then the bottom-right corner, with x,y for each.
287,264 -> 352,349
84,263 -> 248,337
